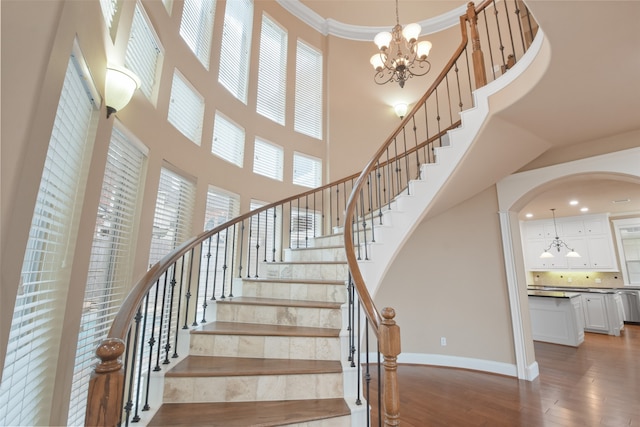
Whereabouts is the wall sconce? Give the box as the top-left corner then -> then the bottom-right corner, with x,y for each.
393,103 -> 408,119
105,66 -> 140,118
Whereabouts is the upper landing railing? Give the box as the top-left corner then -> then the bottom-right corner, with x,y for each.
85,2 -> 538,426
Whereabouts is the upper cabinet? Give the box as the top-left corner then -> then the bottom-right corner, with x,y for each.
521,214 -> 619,272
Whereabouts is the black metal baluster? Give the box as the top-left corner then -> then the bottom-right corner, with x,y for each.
367,172 -> 375,243
131,295 -> 148,422
354,199 -> 361,261
229,224 -> 236,297
385,148 -> 392,209
246,216 -> 253,278
254,212 -> 260,277
305,195 -> 309,248
165,264 -> 177,362
402,128 -> 410,194
184,248 -> 195,328
376,163 -> 384,226
238,221 -> 245,278
296,201 -> 301,249
377,346 -> 382,427
356,301 -> 362,407
211,234 -> 220,301
359,189 -> 369,260
271,207 -> 277,262
155,272 -> 169,371
142,281 -> 160,411
365,316 -> 371,427
121,328 -> 132,426
173,259 -> 185,357
335,186 -> 340,228
203,237 -> 212,302
222,227 -> 229,295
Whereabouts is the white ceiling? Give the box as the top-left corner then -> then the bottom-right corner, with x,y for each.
291,1 -> 640,222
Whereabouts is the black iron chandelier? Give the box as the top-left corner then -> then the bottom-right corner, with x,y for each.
369,0 -> 433,88
540,209 -> 581,259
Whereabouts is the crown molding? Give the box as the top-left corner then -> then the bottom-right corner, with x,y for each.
276,0 -> 467,41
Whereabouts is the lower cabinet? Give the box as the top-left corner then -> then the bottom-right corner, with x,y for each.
581,292 -> 624,336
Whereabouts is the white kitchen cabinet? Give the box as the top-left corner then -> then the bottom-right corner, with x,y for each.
582,294 -> 608,332
521,213 -> 618,272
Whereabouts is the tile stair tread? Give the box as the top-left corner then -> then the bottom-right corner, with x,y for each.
148,398 -> 350,426
243,277 -> 345,285
216,296 -> 342,309
165,355 -> 343,377
289,245 -> 344,250
263,260 -> 346,265
193,321 -> 340,337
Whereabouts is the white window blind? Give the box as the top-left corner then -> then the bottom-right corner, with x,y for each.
100,0 -> 118,29
218,0 -> 253,103
212,112 -> 245,167
67,126 -> 147,427
125,3 -> 162,99
179,0 -> 216,68
0,51 -> 97,427
294,40 -> 323,139
293,152 -> 322,188
290,207 -> 322,249
148,167 -> 196,267
253,138 -> 283,181
204,185 -> 240,231
167,70 -> 205,145
256,14 -> 287,125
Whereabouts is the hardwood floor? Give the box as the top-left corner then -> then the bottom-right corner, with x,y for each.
370,325 -> 640,426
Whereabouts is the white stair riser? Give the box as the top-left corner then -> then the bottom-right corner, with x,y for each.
216,304 -> 343,329
242,281 -> 346,303
163,372 -> 344,403
190,334 -> 341,361
285,247 -> 346,262
283,415 -> 351,427
262,263 -> 349,281
307,234 -> 344,248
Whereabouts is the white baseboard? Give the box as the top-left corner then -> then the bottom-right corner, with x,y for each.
392,352 -> 519,378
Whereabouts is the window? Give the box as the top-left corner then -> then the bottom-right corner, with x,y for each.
218,0 -> 253,103
0,49 -> 98,426
290,207 -> 322,249
294,40 -> 323,139
179,0 -> 216,68
204,186 -> 241,231
99,0 -> 119,29
256,14 -> 287,125
253,138 -> 283,181
167,70 -> 205,145
149,167 -> 197,267
211,112 -> 245,167
125,3 -> 162,100
67,126 -> 147,426
293,152 -> 322,188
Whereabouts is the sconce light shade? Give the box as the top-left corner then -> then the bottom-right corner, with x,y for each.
105,66 -> 140,118
393,103 -> 408,119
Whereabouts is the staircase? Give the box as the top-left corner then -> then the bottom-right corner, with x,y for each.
147,233 -> 363,426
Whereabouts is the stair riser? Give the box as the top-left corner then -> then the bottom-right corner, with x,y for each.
283,415 -> 351,427
284,247 -> 346,262
163,373 -> 344,403
190,334 -> 341,361
262,263 -> 348,281
242,281 -> 346,303
306,234 -> 343,248
216,304 -> 342,329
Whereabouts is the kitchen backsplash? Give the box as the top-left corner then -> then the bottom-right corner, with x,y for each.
528,271 -> 624,288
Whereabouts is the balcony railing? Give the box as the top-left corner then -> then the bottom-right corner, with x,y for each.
85,1 -> 538,426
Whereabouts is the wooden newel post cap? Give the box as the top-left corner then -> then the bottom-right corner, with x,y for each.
380,307 -> 400,356
381,307 -> 396,325
95,338 -> 125,373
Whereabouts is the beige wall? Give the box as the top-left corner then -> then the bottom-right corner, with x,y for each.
374,186 -> 516,364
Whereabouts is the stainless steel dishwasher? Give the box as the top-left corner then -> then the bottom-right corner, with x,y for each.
617,290 -> 640,323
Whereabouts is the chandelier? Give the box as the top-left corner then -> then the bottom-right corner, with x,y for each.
540,209 -> 581,259
369,0 -> 432,88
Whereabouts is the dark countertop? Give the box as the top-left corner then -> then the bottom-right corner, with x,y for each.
527,290 -> 581,299
528,286 -> 640,294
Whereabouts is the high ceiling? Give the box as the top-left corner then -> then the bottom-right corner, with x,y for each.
291,1 -> 640,222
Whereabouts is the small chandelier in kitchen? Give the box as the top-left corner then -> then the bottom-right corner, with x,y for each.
540,209 -> 581,258
369,0 -> 433,88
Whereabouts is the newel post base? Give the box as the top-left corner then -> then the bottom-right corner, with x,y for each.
379,307 -> 401,427
85,338 -> 125,427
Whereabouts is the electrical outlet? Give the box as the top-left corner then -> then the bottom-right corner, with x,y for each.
595,278 -> 602,284
440,337 -> 447,346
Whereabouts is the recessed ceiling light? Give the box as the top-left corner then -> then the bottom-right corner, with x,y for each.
613,198 -> 631,204
525,213 -> 533,218
569,200 -> 579,206
580,207 -> 589,212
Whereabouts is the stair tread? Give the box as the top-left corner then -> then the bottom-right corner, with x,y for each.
148,398 -> 351,426
194,321 -> 340,337
289,244 -> 344,250
216,296 -> 342,309
166,355 -> 343,377
243,277 -> 344,285
264,260 -> 346,265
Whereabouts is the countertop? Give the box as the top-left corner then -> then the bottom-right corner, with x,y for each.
527,290 -> 581,299
528,286 -> 640,294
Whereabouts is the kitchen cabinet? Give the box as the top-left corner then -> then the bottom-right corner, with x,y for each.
581,292 -> 624,336
528,291 -> 584,347
521,214 -> 618,271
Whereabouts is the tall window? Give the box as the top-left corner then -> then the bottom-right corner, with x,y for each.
179,0 -> 216,68
253,138 -> 283,181
211,112 -> 245,167
0,49 -> 98,426
125,3 -> 162,100
218,0 -> 253,103
293,152 -> 322,188
294,40 -> 323,139
67,126 -> 147,426
256,14 -> 287,125
167,70 -> 205,145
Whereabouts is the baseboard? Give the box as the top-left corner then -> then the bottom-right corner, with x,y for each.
393,352 -> 518,377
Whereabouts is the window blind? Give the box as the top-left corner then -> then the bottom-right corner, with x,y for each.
67,126 -> 147,426
167,70 -> 205,145
212,112 -> 245,167
290,208 -> 322,249
125,3 -> 162,100
204,185 -> 241,231
0,51 -> 97,427
99,0 -> 118,29
256,14 -> 287,125
253,138 -> 283,181
294,40 -> 323,139
292,152 -> 322,188
218,0 -> 253,103
179,0 -> 216,69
